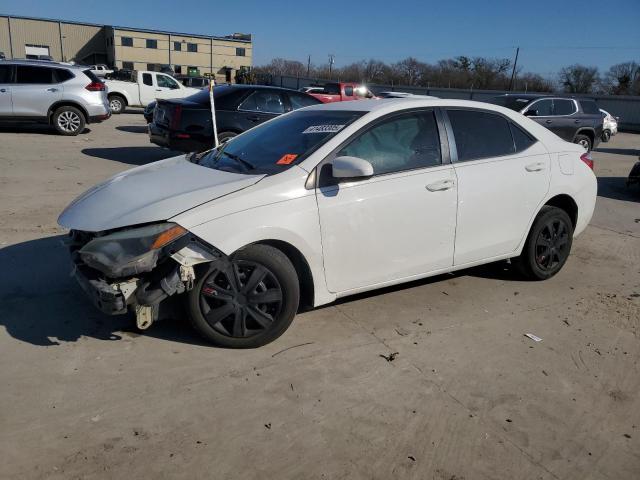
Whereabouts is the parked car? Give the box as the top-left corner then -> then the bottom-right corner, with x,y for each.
490,94 -> 603,151
59,99 -> 596,348
600,109 -> 619,142
89,64 -> 114,77
308,82 -> 376,103
0,59 -> 110,135
299,86 -> 325,94
148,85 -> 322,152
105,70 -> 200,114
144,100 -> 156,123
628,158 -> 640,190
176,75 -> 211,89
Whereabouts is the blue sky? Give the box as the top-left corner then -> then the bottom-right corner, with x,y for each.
1,0 -> 639,78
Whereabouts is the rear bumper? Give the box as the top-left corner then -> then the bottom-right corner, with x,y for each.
89,111 -> 112,123
148,123 -> 210,152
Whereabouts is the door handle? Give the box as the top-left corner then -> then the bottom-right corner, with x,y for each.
155,89 -> 162,91
545,119 -> 552,124
574,119 -> 581,124
426,179 -> 455,192
525,162 -> 546,172
0,88 -> 6,93
46,88 -> 58,92
246,114 -> 260,122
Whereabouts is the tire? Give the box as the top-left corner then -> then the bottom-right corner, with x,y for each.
52,106 -> 86,136
109,94 -> 126,114
187,244 -> 300,348
601,130 -> 611,143
217,131 -> 237,144
513,206 -> 574,281
574,134 -> 592,152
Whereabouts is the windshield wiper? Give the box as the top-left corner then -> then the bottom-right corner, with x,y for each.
218,151 -> 256,171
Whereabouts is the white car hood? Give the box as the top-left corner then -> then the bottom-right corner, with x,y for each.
58,155 -> 265,232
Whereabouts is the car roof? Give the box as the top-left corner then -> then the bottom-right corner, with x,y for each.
301,98 -> 518,112
494,93 -> 595,101
1,59 -> 86,69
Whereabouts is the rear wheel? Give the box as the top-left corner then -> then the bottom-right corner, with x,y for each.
574,134 -> 592,151
187,244 -> 300,348
601,130 -> 611,142
52,106 -> 85,136
514,206 -> 573,280
109,94 -> 126,114
217,131 -> 237,144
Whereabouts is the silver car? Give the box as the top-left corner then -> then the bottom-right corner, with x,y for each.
0,59 -> 111,135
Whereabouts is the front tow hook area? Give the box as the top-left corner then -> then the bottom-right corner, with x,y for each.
135,305 -> 155,330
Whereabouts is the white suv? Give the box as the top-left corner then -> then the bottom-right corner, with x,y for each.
0,59 -> 111,135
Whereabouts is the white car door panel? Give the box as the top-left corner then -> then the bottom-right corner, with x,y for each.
315,109 -> 457,293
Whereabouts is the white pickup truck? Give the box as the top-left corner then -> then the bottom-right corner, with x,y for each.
105,71 -> 200,114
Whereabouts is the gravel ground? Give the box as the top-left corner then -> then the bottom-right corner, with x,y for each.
1,113 -> 639,479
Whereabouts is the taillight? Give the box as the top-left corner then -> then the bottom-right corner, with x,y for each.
580,152 -> 594,170
170,104 -> 182,130
85,81 -> 105,92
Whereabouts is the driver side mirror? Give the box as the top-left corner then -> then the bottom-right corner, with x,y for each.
332,156 -> 374,179
524,109 -> 538,117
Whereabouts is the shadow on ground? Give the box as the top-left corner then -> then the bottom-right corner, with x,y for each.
0,124 -> 91,135
595,147 -> 640,157
0,236 -> 207,347
81,146 -> 180,165
597,176 -> 640,202
116,125 -> 149,134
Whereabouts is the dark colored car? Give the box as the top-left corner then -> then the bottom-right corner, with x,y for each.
490,94 -> 603,151
628,159 -> 640,190
176,75 -> 210,89
148,85 -> 322,152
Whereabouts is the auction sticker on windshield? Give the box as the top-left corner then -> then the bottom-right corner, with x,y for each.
302,125 -> 345,134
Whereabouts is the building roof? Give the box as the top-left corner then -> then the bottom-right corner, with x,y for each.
0,14 -> 252,43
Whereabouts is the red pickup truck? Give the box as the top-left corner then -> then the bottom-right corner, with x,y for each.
308,82 -> 376,103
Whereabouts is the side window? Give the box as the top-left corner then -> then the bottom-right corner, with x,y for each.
0,65 -> 13,83
344,86 -> 354,97
288,93 -> 319,110
157,74 -> 179,89
15,66 -> 54,84
142,73 -> 153,86
338,111 -> 441,175
525,99 -> 553,116
509,123 -> 536,153
554,99 -> 576,116
447,110 -> 515,162
239,91 -> 285,114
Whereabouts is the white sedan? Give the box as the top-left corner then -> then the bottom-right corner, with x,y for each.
58,99 -> 597,348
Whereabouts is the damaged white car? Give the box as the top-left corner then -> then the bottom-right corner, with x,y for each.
59,99 -> 597,348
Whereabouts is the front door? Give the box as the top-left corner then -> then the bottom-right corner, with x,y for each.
316,109 -> 457,293
154,73 -> 182,100
445,109 -> 551,265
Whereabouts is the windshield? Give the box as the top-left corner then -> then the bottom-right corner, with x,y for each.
198,110 -> 364,174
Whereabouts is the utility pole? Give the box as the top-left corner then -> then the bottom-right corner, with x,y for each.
307,55 -> 311,77
509,47 -> 520,91
328,54 -> 335,79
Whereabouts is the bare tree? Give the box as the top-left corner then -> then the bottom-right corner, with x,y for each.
604,62 -> 640,95
559,64 -> 600,93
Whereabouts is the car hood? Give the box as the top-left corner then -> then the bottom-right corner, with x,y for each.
58,155 -> 265,232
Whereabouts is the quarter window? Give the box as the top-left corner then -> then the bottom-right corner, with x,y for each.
554,99 -> 576,115
142,73 -> 153,86
509,123 -> 536,153
239,90 -> 285,114
338,111 -> 442,175
447,110 -> 515,162
526,99 -> 553,116
121,37 -> 133,47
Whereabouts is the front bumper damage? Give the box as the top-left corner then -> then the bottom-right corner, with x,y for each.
68,230 -> 221,329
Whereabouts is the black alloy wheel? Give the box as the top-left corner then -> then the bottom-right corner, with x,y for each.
187,244 -> 300,348
534,218 -> 570,271
200,261 -> 283,338
514,206 -> 574,280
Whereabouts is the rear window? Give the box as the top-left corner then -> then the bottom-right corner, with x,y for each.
580,100 -> 600,115
185,86 -> 245,110
198,110 -> 364,175
490,96 -> 535,111
82,69 -> 101,83
323,83 -> 340,95
447,109 -> 516,161
0,64 -> 12,83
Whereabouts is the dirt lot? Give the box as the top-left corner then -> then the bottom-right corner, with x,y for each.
1,113 -> 639,480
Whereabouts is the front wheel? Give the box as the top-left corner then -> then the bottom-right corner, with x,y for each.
187,244 -> 300,348
52,106 -> 86,136
513,206 -> 574,280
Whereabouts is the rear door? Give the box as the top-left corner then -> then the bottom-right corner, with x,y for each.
445,109 -> 551,265
0,64 -> 13,116
549,99 -> 579,141
11,65 -> 62,117
236,89 -> 286,129
522,98 -> 555,133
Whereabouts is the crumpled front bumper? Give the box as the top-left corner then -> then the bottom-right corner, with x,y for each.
72,260 -> 137,315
